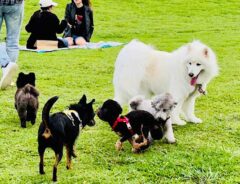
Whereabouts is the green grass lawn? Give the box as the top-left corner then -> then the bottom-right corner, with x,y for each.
0,0 -> 240,183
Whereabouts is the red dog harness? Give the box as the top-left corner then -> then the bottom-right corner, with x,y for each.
112,116 -> 134,135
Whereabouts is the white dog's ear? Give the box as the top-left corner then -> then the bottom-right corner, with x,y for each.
171,102 -> 178,109
165,93 -> 172,98
203,48 -> 208,58
152,96 -> 164,109
151,100 -> 160,109
151,101 -> 155,108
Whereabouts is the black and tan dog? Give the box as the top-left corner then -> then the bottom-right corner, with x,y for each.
38,95 -> 95,182
15,72 -> 39,128
97,99 -> 163,153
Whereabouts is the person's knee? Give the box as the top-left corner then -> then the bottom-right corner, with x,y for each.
75,37 -> 86,46
65,37 -> 73,46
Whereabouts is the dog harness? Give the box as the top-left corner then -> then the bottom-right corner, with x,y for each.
112,116 -> 134,135
63,110 -> 82,127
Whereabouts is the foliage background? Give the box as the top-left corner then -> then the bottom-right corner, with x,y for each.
0,0 -> 239,183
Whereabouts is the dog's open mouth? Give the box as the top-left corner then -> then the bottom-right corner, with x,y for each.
190,70 -> 203,86
190,75 -> 199,86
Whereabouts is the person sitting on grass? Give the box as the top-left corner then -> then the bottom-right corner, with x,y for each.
25,0 -> 67,49
63,0 -> 94,46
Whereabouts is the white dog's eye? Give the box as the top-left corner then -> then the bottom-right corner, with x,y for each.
197,63 -> 201,66
189,62 -> 192,65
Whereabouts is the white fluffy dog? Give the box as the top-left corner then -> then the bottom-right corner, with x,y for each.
129,93 -> 177,143
113,40 -> 219,125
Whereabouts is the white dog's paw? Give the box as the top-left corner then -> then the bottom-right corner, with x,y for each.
164,130 -> 176,144
172,119 -> 186,126
188,116 -> 202,123
165,137 -> 176,144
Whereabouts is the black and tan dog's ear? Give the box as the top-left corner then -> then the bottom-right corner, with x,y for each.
88,99 -> 95,105
79,94 -> 87,104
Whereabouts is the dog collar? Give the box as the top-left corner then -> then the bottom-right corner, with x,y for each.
112,116 -> 134,135
63,110 -> 82,127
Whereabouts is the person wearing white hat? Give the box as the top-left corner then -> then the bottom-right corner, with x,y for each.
39,0 -> 57,8
25,0 -> 67,49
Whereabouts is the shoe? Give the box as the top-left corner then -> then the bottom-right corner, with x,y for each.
10,81 -> 15,86
0,62 -> 18,89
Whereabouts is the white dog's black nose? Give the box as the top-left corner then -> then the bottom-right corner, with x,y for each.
189,73 -> 194,77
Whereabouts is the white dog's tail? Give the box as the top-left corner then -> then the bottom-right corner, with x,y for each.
128,95 -> 145,111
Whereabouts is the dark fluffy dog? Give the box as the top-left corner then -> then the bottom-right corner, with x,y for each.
97,99 -> 163,153
15,72 -> 39,128
38,95 -> 95,182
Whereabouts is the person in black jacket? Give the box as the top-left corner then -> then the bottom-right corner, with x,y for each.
63,0 -> 94,46
25,0 -> 67,49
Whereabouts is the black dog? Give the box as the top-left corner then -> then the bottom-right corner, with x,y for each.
15,72 -> 39,128
97,99 -> 163,152
38,95 -> 95,182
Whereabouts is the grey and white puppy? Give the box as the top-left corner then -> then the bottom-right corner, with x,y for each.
129,93 -> 177,143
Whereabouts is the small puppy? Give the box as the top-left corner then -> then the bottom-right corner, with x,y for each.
129,93 -> 177,143
38,95 -> 95,182
97,99 -> 162,153
15,72 -> 39,128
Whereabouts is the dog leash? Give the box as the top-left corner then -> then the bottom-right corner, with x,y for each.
63,110 -> 82,127
188,84 -> 205,99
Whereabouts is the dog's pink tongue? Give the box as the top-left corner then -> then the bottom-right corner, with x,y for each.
191,77 -> 197,86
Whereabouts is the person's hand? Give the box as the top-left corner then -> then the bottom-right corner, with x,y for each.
67,22 -> 72,28
60,19 -> 67,28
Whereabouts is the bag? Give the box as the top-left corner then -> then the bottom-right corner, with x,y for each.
36,40 -> 58,50
63,25 -> 72,38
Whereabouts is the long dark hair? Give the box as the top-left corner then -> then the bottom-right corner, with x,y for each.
72,0 -> 92,7
83,0 -> 91,7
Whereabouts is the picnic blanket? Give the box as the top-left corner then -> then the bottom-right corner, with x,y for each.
19,41 -> 124,53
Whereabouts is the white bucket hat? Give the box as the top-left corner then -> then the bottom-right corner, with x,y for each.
39,0 -> 58,8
